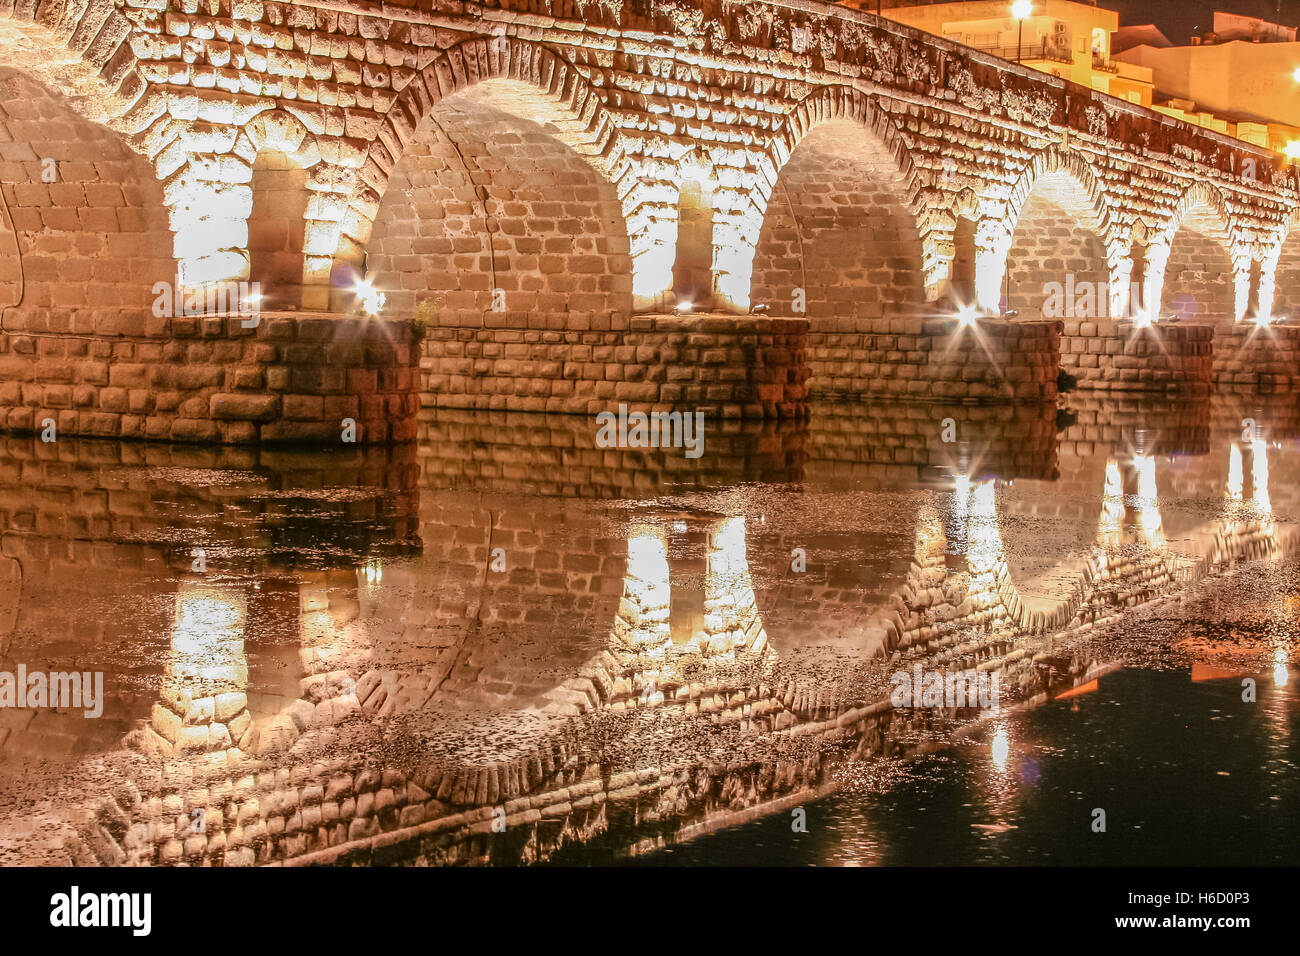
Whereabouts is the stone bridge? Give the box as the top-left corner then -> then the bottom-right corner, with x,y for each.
4,0 -> 1300,442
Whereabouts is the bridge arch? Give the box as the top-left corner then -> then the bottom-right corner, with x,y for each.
1265,209 -> 1300,323
0,66 -> 174,349
989,147 -> 1117,318
237,111 -> 325,312
742,87 -> 927,318
1156,182 -> 1242,323
670,148 -> 722,311
0,4 -> 147,127
0,8 -> 177,341
341,38 -> 635,320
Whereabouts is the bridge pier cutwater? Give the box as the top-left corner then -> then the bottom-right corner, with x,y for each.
1,0 -> 1300,441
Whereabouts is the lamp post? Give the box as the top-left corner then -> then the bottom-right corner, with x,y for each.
1012,0 -> 1033,63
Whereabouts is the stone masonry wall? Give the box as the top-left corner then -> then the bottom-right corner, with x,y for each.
421,313 -> 810,419
0,311 -> 421,443
419,312 -> 1064,418
1061,321 -> 1214,393
1214,323 -> 1300,391
1162,209 -> 1237,321
364,86 -> 633,321
0,67 -> 175,327
809,315 -> 1061,403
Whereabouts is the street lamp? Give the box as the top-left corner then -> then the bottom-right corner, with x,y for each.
1011,0 -> 1032,63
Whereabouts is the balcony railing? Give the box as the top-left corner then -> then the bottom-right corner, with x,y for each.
962,38 -> 1074,66
1092,54 -> 1119,73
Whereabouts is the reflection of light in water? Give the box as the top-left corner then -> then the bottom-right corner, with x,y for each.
704,517 -> 763,656
953,473 -> 971,517
991,724 -> 1010,771
943,474 -> 973,556
627,525 -> 670,608
966,480 -> 1003,576
175,594 -> 241,634
709,516 -> 747,583
1098,458 -> 1124,549
1261,650 -> 1291,800
299,593 -> 336,647
170,586 -> 248,688
360,558 -> 382,585
1227,444 -> 1244,502
625,525 -> 671,650
1251,439 -> 1272,519
1133,455 -> 1165,549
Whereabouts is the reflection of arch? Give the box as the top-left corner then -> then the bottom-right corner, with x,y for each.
741,86 -> 927,314
617,515 -> 770,659
343,38 -> 635,315
1165,438 -> 1281,568
1157,182 -> 1241,322
746,499 -> 921,658
149,583 -> 250,755
980,440 -> 1294,635
992,147 -> 1115,316
29,437 -> 1300,865
969,472 -> 1176,633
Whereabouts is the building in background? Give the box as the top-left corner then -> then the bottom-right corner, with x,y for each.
1114,11 -> 1300,152
844,2 -> 1300,153
847,0 -> 1154,105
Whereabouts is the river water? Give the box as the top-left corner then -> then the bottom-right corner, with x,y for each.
619,664 -> 1300,866
0,391 -> 1295,865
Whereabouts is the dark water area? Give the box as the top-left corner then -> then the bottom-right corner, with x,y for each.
619,666 -> 1300,866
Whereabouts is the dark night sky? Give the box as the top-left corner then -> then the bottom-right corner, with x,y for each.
1103,0 -> 1299,43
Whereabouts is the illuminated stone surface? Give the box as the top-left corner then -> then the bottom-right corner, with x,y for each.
1,1 -> 1300,438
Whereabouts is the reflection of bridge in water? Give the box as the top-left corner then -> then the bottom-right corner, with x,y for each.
0,394 -> 1296,865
